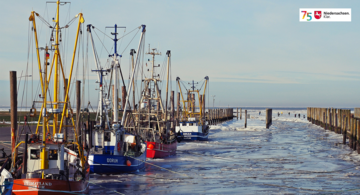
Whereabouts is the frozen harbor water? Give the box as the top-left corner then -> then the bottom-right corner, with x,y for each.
89,109 -> 360,194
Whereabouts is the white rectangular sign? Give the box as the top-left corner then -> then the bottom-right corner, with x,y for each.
299,8 -> 351,22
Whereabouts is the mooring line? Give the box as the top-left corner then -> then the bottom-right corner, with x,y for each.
88,156 -> 190,178
126,156 -> 192,179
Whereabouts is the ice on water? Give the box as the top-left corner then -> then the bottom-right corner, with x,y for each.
89,109 -> 360,194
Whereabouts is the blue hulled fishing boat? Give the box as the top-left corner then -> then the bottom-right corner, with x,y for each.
87,24 -> 147,174
175,77 -> 210,141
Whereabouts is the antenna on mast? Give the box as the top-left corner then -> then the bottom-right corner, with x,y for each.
188,80 -> 199,91
145,44 -> 161,79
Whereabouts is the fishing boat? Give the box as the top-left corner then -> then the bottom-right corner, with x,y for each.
133,47 -> 179,159
86,24 -> 147,174
7,1 -> 90,194
175,77 -> 210,141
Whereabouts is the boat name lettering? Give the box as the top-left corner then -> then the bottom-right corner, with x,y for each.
183,133 -> 191,135
107,158 -> 119,163
24,181 -> 52,188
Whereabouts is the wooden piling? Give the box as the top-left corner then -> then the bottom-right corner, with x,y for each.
353,116 -> 356,150
214,109 -> 217,125
331,108 -> 334,131
171,91 -> 174,128
122,86 -> 126,110
203,94 -> 206,120
215,109 -> 217,124
357,119 -> 360,154
338,109 -> 342,134
200,95 -> 203,121
213,109 -> 215,124
350,118 -> 353,148
10,71 -> 17,159
352,116 -> 355,149
329,110 -> 334,131
266,108 -> 272,129
312,107 -> 315,124
343,115 -> 347,145
327,108 -> 330,130
342,110 -> 345,134
22,133 -> 28,175
352,113 -> 356,150
177,92 -> 180,125
335,110 -> 338,133
324,108 -> 327,129
245,110 -> 247,128
240,108 -> 242,119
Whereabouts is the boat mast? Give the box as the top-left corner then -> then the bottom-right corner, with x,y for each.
109,24 -> 124,124
53,0 -> 60,135
145,45 -> 162,113
121,25 -> 146,125
164,50 -> 171,121
41,46 -> 49,179
130,49 -> 136,111
100,72 -> 104,125
202,76 -> 209,125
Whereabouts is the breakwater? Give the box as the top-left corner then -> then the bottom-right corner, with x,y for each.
206,108 -> 234,125
307,107 -> 360,153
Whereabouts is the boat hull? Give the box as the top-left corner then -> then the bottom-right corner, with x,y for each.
175,123 -> 209,141
180,132 -> 209,141
89,149 -> 147,174
12,175 -> 89,195
146,141 -> 177,158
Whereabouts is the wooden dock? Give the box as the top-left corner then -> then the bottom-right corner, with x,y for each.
206,108 -> 235,125
307,107 -> 360,153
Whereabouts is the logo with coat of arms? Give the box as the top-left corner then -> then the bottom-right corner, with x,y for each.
314,11 -> 321,19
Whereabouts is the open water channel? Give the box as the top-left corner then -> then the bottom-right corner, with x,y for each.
89,109 -> 360,194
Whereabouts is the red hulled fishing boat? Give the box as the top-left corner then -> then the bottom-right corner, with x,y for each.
6,1 -> 90,194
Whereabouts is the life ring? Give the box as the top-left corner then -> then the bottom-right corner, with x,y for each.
117,142 -> 121,151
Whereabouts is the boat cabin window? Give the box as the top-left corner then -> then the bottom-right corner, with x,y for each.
30,149 -> 40,160
49,149 -> 58,160
189,123 -> 193,126
104,132 -> 111,142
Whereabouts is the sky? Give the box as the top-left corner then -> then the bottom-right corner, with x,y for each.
0,0 -> 360,108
